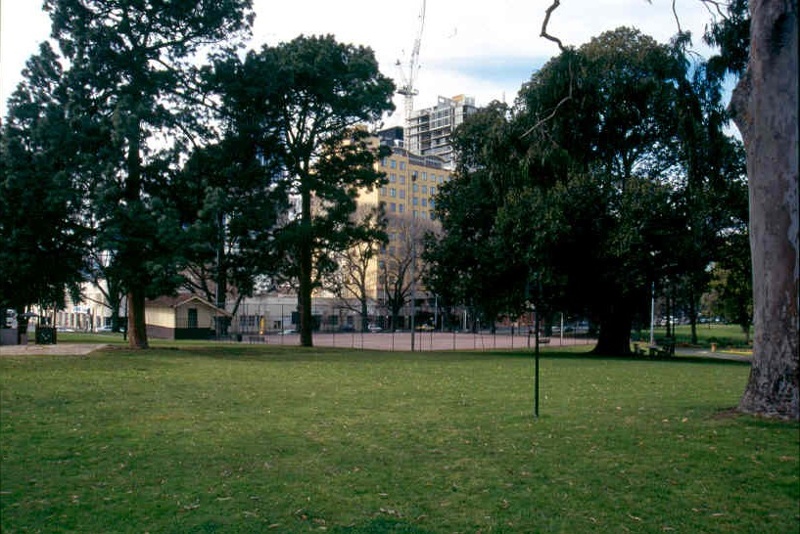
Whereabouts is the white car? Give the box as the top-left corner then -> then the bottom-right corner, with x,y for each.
367,324 -> 383,333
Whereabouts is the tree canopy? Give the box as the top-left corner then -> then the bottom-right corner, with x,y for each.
7,0 -> 257,348
427,26 -> 747,355
211,35 -> 395,346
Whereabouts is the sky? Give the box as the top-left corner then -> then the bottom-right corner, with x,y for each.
0,0 -> 720,125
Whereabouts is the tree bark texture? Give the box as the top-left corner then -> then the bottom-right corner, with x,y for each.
731,0 -> 798,419
127,288 -> 149,350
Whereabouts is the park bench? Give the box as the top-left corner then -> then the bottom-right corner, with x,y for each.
649,339 -> 675,358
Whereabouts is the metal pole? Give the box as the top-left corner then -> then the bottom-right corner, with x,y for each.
410,178 -> 417,352
649,281 -> 655,346
534,307 -> 540,418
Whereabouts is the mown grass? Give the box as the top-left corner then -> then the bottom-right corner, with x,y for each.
1,344 -> 796,533
638,324 -> 752,350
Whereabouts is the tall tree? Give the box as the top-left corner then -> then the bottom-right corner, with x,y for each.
515,28 -> 687,355
725,0 -> 798,419
0,43 -> 95,337
220,35 -> 395,346
42,0 -> 255,348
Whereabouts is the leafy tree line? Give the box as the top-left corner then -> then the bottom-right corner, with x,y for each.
0,0 -> 394,348
424,26 -> 748,355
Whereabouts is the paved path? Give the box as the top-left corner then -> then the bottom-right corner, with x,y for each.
0,343 -> 109,356
258,331 -> 596,352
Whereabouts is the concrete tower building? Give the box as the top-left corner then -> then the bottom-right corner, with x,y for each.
405,94 -> 478,167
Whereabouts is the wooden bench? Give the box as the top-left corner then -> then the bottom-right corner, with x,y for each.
649,339 -> 675,358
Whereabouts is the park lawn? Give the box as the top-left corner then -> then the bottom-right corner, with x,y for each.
644,323 -> 752,350
1,345 -> 796,533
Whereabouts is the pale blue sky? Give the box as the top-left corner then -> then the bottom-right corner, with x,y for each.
1,0 -> 719,123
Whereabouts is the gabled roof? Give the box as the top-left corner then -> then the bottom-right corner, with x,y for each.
145,295 -> 232,316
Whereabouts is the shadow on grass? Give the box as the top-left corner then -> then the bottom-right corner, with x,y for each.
331,518 -> 431,533
93,342 -> 751,369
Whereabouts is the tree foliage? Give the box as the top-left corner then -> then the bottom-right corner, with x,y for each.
212,35 -> 395,346
30,0 -> 256,348
0,44 -> 91,323
427,27 -> 746,355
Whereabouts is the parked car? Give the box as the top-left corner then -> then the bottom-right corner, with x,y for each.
367,324 -> 383,333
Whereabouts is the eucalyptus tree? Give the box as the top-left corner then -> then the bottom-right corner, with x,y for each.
718,0 -> 798,419
215,35 -> 395,347
41,0 -> 255,348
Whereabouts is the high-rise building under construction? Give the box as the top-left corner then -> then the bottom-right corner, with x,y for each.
405,94 -> 478,168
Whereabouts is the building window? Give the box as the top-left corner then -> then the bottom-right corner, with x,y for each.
390,188 -> 396,197
413,197 -> 418,206
187,308 -> 198,329
400,175 -> 406,185
390,173 -> 397,182
421,198 -> 427,207
399,190 -> 405,199
381,187 -> 387,196
390,202 -> 396,212
422,172 -> 427,181
381,157 -> 388,167
422,185 -> 428,194
399,204 -> 405,213
400,161 -> 406,170
390,160 -> 397,169
413,183 -> 418,193
430,186 -> 436,195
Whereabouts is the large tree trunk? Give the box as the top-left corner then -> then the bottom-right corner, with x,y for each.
731,0 -> 798,420
127,288 -> 149,349
592,306 -> 633,356
123,119 -> 150,350
298,190 -> 314,347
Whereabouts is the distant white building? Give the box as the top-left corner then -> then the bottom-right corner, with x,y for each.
405,94 -> 478,167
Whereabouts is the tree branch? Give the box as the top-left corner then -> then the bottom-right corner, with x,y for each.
526,0 -> 574,138
540,0 -> 567,53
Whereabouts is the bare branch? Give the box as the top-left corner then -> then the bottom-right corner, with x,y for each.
672,0 -> 683,34
540,0 -> 567,53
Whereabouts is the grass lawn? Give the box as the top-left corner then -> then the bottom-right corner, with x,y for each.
1,344 -> 797,533
638,324 -> 752,350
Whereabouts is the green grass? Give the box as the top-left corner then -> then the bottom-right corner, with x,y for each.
634,324 -> 752,350
1,344 -> 796,533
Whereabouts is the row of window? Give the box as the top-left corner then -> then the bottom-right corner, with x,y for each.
384,202 -> 436,220
381,159 -> 448,184
380,184 -> 436,197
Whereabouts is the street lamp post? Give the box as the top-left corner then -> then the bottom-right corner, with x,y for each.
410,172 -> 417,351
649,281 -> 656,346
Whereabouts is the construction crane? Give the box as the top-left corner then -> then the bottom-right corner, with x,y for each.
396,0 -> 426,124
